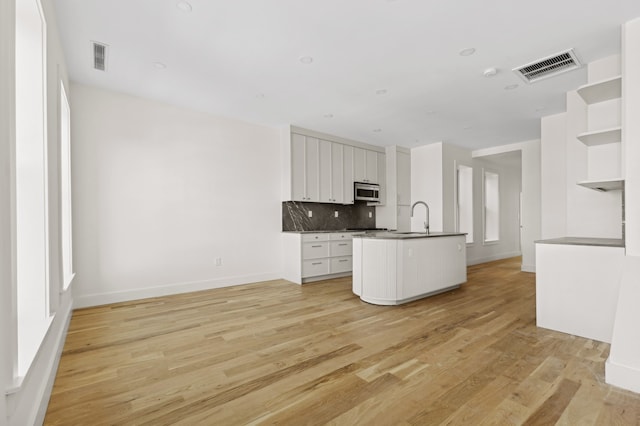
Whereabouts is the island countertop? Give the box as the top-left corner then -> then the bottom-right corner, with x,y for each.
535,237 -> 624,248
353,231 -> 466,240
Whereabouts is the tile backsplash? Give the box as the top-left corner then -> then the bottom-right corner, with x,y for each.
282,201 -> 376,231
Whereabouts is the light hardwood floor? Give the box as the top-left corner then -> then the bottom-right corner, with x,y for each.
45,257 -> 640,425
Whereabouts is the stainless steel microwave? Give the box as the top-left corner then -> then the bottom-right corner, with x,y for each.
354,182 -> 380,202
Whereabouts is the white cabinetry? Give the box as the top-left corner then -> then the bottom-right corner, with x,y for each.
354,148 -> 380,184
376,146 -> 411,230
343,145 -> 354,204
319,140 -> 344,203
536,241 -> 624,343
352,234 -> 466,305
282,232 -> 356,284
283,127 -> 385,204
291,134 -> 319,201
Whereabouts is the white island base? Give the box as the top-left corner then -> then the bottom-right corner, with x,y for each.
352,233 -> 467,305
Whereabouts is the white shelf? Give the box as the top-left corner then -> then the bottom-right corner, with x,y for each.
576,127 -> 622,146
577,178 -> 624,192
577,76 -> 622,104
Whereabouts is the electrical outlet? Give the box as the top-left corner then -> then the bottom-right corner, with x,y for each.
308,210 -> 313,218
215,257 -> 222,266
334,211 -> 339,217
368,211 -> 372,218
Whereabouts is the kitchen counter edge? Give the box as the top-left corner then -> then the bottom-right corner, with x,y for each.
535,237 -> 625,248
353,231 -> 466,240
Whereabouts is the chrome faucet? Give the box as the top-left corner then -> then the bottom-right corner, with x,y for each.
411,201 -> 430,234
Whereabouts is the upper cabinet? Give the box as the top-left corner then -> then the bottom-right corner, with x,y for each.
353,148 -> 380,183
375,146 -> 411,230
283,127 -> 385,204
319,140 -> 344,203
291,134 -> 319,201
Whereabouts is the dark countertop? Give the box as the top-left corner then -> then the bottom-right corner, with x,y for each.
282,229 -> 387,234
535,237 -> 625,248
353,231 -> 466,240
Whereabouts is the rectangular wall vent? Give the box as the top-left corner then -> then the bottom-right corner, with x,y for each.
92,41 -> 107,71
513,49 -> 581,83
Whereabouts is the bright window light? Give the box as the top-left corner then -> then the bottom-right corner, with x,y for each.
484,170 -> 500,243
456,164 -> 474,244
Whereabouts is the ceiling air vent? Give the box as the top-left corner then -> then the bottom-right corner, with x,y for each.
92,41 -> 108,71
512,49 -> 581,83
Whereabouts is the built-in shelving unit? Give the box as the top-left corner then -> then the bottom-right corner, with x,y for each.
576,127 -> 622,146
577,75 -> 622,104
575,74 -> 623,191
577,178 -> 624,192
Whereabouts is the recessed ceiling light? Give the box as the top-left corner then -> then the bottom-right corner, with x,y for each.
483,67 -> 498,77
463,125 -> 472,130
373,128 -> 382,133
256,93 -> 265,99
153,62 -> 166,69
376,89 -> 388,95
323,113 -> 334,118
459,48 -> 476,57
504,84 -> 519,90
176,1 -> 192,12
299,56 -> 314,64
426,110 -> 437,115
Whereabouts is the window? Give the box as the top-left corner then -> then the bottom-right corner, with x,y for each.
456,164 -> 473,244
483,170 -> 500,243
60,81 -> 74,290
15,0 -> 52,379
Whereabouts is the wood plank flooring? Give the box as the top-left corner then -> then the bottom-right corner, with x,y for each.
44,257 -> 640,425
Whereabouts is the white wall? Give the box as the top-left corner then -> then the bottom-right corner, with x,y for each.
473,139 -> 541,272
1,0 -> 15,423
541,113 -> 567,239
71,85 -> 283,307
410,143 -> 443,232
3,0 -> 74,424
442,143 -> 472,233
624,21 -> 640,255
466,155 -> 522,265
607,16 -> 640,395
411,141 -> 524,266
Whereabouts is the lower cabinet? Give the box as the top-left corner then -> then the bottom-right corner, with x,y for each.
282,232 -> 355,284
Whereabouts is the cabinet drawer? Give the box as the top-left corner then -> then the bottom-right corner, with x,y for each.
330,240 -> 352,257
302,233 -> 329,242
302,259 -> 330,277
330,232 -> 354,241
330,256 -> 352,274
302,242 -> 329,259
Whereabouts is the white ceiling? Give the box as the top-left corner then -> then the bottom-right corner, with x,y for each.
53,0 -> 640,150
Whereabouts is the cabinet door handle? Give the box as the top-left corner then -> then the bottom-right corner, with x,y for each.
338,243 -> 348,246
339,259 -> 349,262
311,245 -> 322,248
312,262 -> 322,265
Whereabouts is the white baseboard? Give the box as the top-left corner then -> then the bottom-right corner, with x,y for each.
606,358 -> 640,394
467,251 -> 522,266
74,271 -> 282,308
521,263 -> 536,273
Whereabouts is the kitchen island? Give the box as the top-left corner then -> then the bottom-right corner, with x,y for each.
352,232 -> 466,305
535,237 -> 625,343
